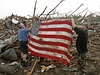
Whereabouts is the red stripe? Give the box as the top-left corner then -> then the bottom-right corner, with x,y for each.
30,37 -> 69,48
28,19 -> 72,66
28,42 -> 72,59
28,48 -> 71,66
39,28 -> 72,33
28,33 -> 72,45
41,20 -> 72,26
37,34 -> 72,43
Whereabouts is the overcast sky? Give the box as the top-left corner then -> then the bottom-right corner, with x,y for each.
0,0 -> 100,18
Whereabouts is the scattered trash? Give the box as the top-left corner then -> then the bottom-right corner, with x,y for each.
12,19 -> 19,24
9,61 -> 19,66
41,64 -> 56,73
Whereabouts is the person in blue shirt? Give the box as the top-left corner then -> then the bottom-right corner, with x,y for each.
18,22 -> 32,67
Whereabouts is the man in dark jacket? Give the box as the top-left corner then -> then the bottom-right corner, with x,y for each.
71,18 -> 88,74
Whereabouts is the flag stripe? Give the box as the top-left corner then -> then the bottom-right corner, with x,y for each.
28,48 -> 70,66
39,28 -> 72,33
38,31 -> 72,39
38,34 -> 72,42
28,19 -> 72,66
40,24 -> 72,30
41,19 -> 72,26
28,44 -> 71,66
29,33 -> 71,45
29,36 -> 70,55
29,36 -> 69,48
28,42 -> 72,59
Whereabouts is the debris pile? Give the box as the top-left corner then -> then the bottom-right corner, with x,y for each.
0,14 -> 100,75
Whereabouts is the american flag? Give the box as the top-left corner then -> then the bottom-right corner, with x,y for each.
28,19 -> 73,66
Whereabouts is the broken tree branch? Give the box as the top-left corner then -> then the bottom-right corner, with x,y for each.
77,10 -> 89,24
38,6 -> 47,18
32,0 -> 37,23
45,0 -> 64,19
77,7 -> 88,16
76,11 -> 88,24
66,10 -> 72,15
69,3 -> 84,16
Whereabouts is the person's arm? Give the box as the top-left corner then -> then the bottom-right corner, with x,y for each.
28,23 -> 32,31
71,18 -> 83,35
29,25 -> 32,31
71,18 -> 76,29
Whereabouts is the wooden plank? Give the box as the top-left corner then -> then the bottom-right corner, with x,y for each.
27,58 -> 39,75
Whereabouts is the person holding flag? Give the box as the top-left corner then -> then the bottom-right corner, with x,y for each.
18,22 -> 32,67
71,18 -> 88,74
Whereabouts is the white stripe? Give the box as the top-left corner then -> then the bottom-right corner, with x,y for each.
29,33 -> 71,46
42,19 -> 70,23
29,39 -> 72,56
40,24 -> 72,30
38,31 -> 72,38
28,44 -> 70,63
